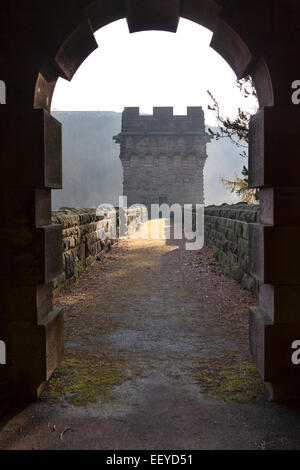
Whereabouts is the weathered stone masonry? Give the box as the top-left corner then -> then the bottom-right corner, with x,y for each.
114,107 -> 211,211
204,204 -> 259,294
51,207 -> 141,295
54,204 -> 258,296
51,208 -> 110,294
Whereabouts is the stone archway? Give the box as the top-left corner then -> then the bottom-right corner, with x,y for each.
1,0 -> 300,403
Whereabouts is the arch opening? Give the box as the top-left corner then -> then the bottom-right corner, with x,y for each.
6,0 -> 299,409
45,17 -> 261,411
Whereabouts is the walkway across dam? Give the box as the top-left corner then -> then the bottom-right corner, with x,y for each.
1,220 -> 300,450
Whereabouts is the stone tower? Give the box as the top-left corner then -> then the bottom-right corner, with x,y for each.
114,107 -> 211,210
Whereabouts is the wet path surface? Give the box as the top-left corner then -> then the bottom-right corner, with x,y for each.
1,220 -> 300,450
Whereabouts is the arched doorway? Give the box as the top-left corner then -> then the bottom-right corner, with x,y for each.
1,0 -> 300,404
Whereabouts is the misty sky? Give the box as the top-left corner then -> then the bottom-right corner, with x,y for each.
52,18 -> 256,124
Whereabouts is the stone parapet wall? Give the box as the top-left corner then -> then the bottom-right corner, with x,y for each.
120,106 -> 206,133
52,204 -> 259,294
51,207 -> 140,294
204,203 -> 259,293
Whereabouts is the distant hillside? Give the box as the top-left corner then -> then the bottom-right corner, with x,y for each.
51,111 -> 244,209
51,111 -> 123,210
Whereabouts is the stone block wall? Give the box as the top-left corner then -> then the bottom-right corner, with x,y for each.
51,207 -> 141,294
204,203 -> 260,293
52,204 -> 259,295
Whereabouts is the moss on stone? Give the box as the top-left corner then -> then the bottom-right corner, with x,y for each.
48,356 -> 129,406
196,360 -> 263,403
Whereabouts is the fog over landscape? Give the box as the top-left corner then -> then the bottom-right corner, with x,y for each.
51,111 -> 245,210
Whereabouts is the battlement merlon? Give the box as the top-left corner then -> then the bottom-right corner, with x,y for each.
113,106 -> 211,138
121,106 -> 204,119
